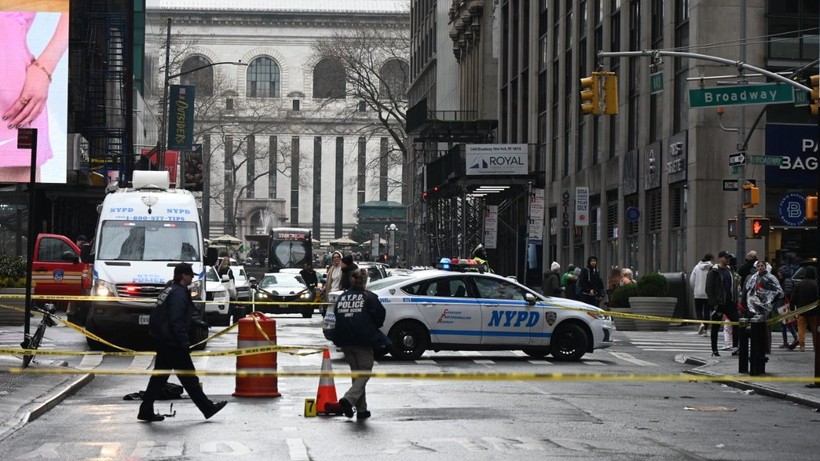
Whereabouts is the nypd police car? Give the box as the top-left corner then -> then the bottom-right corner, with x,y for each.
329,258 -> 613,361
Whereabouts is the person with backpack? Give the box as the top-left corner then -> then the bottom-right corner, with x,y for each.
542,261 -> 563,297
578,256 -> 605,307
138,262 -> 227,422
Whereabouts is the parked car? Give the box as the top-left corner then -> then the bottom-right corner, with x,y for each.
253,273 -> 314,318
356,261 -> 389,281
234,266 -> 252,301
203,265 -> 232,326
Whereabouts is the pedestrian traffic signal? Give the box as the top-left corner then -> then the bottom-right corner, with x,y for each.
580,74 -> 600,115
602,72 -> 619,115
728,218 -> 738,239
749,218 -> 769,238
742,183 -> 759,209
810,74 -> 819,116
807,195 -> 818,222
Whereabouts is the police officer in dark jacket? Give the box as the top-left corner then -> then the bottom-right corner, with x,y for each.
333,268 -> 390,419
138,263 -> 227,422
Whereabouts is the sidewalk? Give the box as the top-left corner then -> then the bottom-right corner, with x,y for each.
0,323 -> 94,442
680,344 -> 820,409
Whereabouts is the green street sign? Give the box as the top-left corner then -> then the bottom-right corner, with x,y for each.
689,83 -> 795,108
650,72 -> 663,95
747,155 -> 783,166
794,89 -> 809,107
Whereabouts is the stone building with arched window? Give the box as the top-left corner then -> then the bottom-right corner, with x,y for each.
144,1 -> 409,250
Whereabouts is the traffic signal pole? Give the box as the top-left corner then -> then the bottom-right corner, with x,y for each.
737,0 -> 747,262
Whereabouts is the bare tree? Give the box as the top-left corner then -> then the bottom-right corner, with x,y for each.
312,19 -> 410,195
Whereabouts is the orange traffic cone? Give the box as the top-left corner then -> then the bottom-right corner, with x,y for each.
316,348 -> 342,416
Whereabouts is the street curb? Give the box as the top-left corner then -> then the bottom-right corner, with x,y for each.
679,354 -> 820,410
26,373 -> 94,423
0,372 -> 94,443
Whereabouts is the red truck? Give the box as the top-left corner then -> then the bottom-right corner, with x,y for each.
31,233 -> 92,325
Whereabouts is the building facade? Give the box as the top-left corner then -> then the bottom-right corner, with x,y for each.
145,0 -> 409,245
498,0 -> 817,277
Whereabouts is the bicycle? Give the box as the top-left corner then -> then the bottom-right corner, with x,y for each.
21,303 -> 59,368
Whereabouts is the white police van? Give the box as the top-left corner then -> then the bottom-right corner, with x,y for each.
85,171 -> 208,349
329,258 -> 613,361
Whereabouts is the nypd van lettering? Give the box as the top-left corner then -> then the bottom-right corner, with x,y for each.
487,310 -> 540,327
166,208 -> 192,214
110,207 -> 134,213
133,274 -> 167,284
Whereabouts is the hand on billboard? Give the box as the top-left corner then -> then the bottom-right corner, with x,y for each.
2,65 -> 50,130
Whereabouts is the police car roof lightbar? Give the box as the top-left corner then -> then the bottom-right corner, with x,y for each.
436,257 -> 487,273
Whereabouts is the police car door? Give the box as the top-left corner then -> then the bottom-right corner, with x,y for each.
473,276 -> 537,346
415,275 -> 482,346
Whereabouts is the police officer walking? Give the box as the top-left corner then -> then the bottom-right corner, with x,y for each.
138,262 -> 227,422
332,268 -> 390,420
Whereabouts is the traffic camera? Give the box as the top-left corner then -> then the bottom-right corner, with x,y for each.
749,218 -> 770,238
742,183 -> 760,209
580,74 -> 600,115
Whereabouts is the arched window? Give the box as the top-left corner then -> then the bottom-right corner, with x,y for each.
180,55 -> 213,97
246,57 -> 281,98
313,58 -> 345,99
379,59 -> 409,100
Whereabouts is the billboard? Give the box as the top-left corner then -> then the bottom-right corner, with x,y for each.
0,0 -> 68,183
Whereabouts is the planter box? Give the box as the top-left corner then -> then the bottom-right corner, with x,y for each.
0,288 -> 26,326
609,307 -> 636,331
628,296 -> 678,331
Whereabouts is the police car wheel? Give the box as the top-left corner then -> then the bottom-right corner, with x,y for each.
549,323 -> 588,361
522,347 -> 550,358
388,320 -> 429,360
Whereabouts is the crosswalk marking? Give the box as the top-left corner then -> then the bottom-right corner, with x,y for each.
128,355 -> 154,370
618,331 -> 715,353
608,351 -> 658,367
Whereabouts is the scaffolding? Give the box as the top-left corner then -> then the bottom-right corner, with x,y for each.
79,0 -> 129,183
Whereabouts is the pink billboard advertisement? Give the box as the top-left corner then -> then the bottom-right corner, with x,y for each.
0,0 -> 68,183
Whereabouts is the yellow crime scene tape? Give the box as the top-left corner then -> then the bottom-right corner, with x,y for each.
2,366 -> 819,385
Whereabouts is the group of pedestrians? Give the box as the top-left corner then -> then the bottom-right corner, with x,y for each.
542,256 -> 627,309
690,250 -> 818,359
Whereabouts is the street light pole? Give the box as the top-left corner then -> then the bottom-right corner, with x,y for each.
158,18 -> 172,170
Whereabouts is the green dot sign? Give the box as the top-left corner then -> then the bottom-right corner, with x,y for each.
689,83 -> 795,108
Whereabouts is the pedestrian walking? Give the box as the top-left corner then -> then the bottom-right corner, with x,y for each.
742,260 -> 783,356
605,267 -> 624,308
542,261 -> 563,297
690,253 -> 714,335
705,251 -> 740,357
332,268 -> 391,419
775,265 -> 798,349
791,266 -> 818,355
138,262 -> 227,422
578,256 -> 605,307
340,254 -> 359,290
565,267 -> 581,301
738,250 -> 758,288
621,268 -> 636,286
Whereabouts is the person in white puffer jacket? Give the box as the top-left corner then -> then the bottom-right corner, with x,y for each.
689,253 -> 714,335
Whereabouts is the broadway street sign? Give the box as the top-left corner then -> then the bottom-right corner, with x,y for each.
689,83 -> 795,108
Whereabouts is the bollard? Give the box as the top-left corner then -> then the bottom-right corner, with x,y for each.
750,315 -> 767,376
737,318 -> 750,374
233,311 -> 282,397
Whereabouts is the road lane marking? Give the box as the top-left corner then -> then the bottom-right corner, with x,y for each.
128,355 -> 154,370
608,351 -> 659,367
286,438 -> 309,461
77,354 -> 103,370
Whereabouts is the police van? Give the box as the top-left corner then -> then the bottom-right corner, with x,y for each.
329,258 -> 614,361
85,171 -> 209,349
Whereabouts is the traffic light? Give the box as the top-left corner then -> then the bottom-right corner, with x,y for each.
728,218 -> 738,239
749,218 -> 770,238
602,72 -> 619,115
742,183 -> 760,209
810,74 -> 819,116
807,195 -> 818,222
580,74 -> 600,115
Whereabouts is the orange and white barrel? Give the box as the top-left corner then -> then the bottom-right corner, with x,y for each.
233,311 -> 281,398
